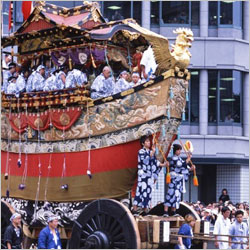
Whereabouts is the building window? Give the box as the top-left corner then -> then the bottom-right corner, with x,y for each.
220,70 -> 241,123
220,1 -> 233,25
160,1 -> 199,26
151,1 -> 160,26
208,71 -> 218,123
184,70 -> 200,123
103,2 -> 131,21
132,1 -> 142,25
2,1 -> 10,35
209,1 -> 242,27
208,70 -> 242,124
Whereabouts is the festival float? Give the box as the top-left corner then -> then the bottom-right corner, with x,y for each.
1,1 -> 205,249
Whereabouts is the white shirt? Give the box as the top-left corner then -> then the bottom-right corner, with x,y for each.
140,46 -> 157,83
213,215 -> 231,249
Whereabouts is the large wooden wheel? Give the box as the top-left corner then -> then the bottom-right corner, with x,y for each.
69,199 -> 140,249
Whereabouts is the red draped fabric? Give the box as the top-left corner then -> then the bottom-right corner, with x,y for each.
51,107 -> 82,130
7,113 -> 28,133
5,108 -> 82,133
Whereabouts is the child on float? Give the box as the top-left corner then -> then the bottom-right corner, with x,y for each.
133,135 -> 168,214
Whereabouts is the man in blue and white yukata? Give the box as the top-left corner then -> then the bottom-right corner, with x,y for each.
133,135 -> 168,214
2,62 -> 16,93
26,65 -> 45,92
6,76 -> 18,96
164,144 -> 195,217
113,70 -> 133,94
90,66 -> 115,99
65,68 -> 88,89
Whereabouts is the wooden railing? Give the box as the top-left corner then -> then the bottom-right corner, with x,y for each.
1,87 -> 94,110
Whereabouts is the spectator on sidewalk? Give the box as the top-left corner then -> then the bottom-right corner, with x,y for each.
219,188 -> 230,204
229,210 -> 249,249
213,206 -> 231,249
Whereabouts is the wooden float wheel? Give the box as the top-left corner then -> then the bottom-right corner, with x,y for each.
69,199 -> 141,249
1,202 -> 13,248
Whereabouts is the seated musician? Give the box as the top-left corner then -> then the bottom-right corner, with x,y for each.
113,70 -> 133,94
26,65 -> 45,92
130,72 -> 141,86
90,66 -> 115,99
6,76 -> 18,96
2,62 -> 16,93
65,65 -> 88,89
54,65 -> 69,90
140,46 -> 157,83
15,69 -> 26,95
43,69 -> 57,92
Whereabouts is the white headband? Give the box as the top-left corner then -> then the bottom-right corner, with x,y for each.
10,213 -> 21,221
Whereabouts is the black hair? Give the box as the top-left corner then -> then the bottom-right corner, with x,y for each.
235,210 -> 244,217
222,188 -> 228,194
221,206 -> 230,214
173,144 -> 182,154
8,62 -> 16,69
140,135 -> 150,147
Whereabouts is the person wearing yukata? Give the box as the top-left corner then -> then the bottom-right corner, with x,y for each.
43,69 -> 57,92
38,214 -> 62,249
2,54 -> 12,71
15,69 -> 26,96
90,66 -> 115,99
6,76 -> 18,96
26,65 -> 45,92
164,144 -> 195,217
4,213 -> 23,249
175,214 -> 196,249
53,65 -> 69,90
2,62 -> 16,93
229,210 -> 249,249
130,72 -> 141,86
65,66 -> 88,89
140,46 -> 157,83
133,135 -> 168,214
113,70 -> 133,94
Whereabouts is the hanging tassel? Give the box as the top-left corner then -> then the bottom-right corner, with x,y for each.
18,183 -> 26,190
69,57 -> 72,70
161,125 -> 166,137
6,189 -> 10,198
193,175 -> 199,186
166,172 -> 171,184
90,51 -> 96,68
17,159 -> 22,168
182,109 -> 185,121
167,106 -> 171,119
170,86 -> 174,99
87,170 -> 92,179
185,88 -> 189,102
27,126 -> 32,139
61,184 -> 68,190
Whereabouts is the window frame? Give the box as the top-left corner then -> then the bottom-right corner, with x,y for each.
208,1 -> 242,29
183,70 -> 200,125
159,1 -> 200,27
208,70 -> 242,126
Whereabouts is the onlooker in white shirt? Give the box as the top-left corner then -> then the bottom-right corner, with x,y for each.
213,206 -> 231,249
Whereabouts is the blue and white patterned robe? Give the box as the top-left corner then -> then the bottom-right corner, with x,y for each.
32,71 -> 45,92
43,74 -> 56,92
6,82 -> 17,96
2,70 -> 12,92
53,71 -> 66,90
165,155 -> 190,209
90,73 -> 115,99
113,78 -> 133,94
133,148 -> 161,209
16,74 -> 26,94
65,69 -> 88,88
